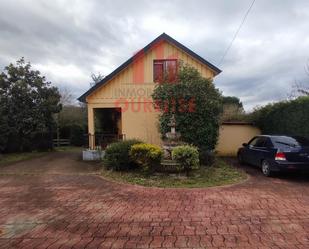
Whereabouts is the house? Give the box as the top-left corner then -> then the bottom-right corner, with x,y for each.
79,33 -> 259,152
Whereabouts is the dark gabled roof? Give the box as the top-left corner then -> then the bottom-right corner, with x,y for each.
78,32 -> 222,102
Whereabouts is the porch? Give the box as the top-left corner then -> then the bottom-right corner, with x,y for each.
87,107 -> 125,149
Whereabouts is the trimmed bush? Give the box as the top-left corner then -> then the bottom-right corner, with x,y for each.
172,145 -> 199,175
199,147 -> 215,166
32,132 -> 53,152
130,143 -> 163,170
103,139 -> 142,171
152,65 -> 222,150
250,96 -> 309,137
5,132 -> 53,153
69,125 -> 85,146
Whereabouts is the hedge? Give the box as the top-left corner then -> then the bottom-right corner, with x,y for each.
250,96 -> 309,137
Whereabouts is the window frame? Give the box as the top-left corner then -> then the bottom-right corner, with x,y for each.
153,59 -> 178,83
249,136 -> 267,148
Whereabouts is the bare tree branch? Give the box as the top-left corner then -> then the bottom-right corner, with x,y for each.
90,72 -> 104,87
305,59 -> 309,76
59,87 -> 74,105
288,59 -> 309,99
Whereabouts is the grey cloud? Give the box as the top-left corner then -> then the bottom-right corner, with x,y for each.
0,0 -> 308,110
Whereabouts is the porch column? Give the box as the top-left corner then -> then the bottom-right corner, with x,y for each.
88,105 -> 95,149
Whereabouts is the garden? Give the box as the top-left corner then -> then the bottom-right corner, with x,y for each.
100,65 -> 247,188
100,139 -> 246,188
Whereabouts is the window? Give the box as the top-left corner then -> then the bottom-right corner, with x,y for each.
264,138 -> 273,148
272,136 -> 309,148
249,137 -> 266,147
153,59 -> 177,83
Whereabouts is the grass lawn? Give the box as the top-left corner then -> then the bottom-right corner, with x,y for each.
0,146 -> 82,166
0,151 -> 47,166
101,158 -> 247,188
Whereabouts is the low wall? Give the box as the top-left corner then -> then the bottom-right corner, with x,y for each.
216,122 -> 261,156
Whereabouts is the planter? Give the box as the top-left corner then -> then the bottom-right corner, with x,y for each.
158,159 -> 182,173
82,149 -> 105,161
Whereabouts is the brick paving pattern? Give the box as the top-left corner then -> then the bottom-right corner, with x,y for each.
0,152 -> 308,248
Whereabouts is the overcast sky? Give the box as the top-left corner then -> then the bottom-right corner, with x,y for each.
0,0 -> 309,110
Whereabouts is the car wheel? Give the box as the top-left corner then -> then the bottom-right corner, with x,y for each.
261,160 -> 272,177
237,152 -> 244,165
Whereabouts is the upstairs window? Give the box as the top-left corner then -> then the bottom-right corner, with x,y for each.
153,59 -> 177,83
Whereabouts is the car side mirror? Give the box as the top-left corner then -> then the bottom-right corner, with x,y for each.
242,143 -> 248,147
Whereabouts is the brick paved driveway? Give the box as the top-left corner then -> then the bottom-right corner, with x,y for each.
0,151 -> 308,249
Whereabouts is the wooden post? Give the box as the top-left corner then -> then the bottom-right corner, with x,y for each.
88,105 -> 95,149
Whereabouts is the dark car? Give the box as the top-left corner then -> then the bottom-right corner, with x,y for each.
237,135 -> 309,176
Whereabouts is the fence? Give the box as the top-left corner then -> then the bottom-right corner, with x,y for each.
53,138 -> 70,147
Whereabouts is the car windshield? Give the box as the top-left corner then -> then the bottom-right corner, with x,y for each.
272,136 -> 309,147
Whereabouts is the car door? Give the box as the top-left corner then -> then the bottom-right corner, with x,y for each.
246,137 -> 268,166
242,137 -> 259,164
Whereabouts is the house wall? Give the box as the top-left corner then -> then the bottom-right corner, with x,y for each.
86,40 -> 216,146
216,124 -> 261,156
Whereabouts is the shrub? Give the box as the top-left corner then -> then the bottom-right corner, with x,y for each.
32,132 -> 53,152
249,96 -> 309,137
103,139 -> 142,171
199,147 -> 215,166
69,125 -> 85,146
172,145 -> 199,175
130,143 -> 163,170
152,65 -> 222,150
5,132 -> 53,152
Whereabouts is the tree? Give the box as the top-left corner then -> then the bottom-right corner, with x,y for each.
290,81 -> 309,98
152,65 -> 222,150
0,104 -> 9,152
222,96 -> 243,108
0,58 -> 61,152
289,60 -> 309,99
91,72 -> 104,86
221,96 -> 246,121
57,105 -> 87,145
59,87 -> 74,105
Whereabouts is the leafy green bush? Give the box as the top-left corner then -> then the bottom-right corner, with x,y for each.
152,65 -> 222,150
130,143 -> 163,170
172,145 -> 199,175
5,132 -> 53,152
69,125 -> 85,146
199,147 -> 215,166
249,96 -> 309,137
103,139 -> 142,171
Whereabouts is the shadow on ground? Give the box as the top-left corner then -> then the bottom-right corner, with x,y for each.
225,157 -> 309,184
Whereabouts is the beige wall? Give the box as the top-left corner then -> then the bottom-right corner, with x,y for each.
86,40 -> 217,147
216,124 -> 261,156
